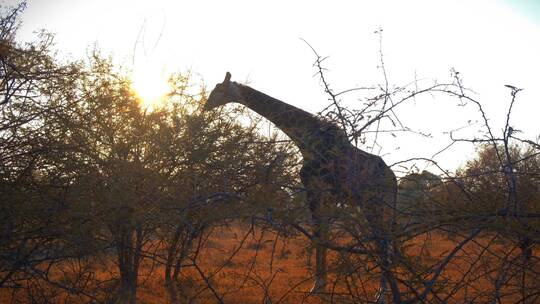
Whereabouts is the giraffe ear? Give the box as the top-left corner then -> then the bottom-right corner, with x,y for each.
224,72 -> 232,85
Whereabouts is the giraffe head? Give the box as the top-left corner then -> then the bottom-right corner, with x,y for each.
204,72 -> 242,110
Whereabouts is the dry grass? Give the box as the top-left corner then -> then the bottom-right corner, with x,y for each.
1,225 -> 538,303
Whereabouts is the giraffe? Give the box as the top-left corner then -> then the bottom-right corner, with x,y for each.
204,72 -> 399,301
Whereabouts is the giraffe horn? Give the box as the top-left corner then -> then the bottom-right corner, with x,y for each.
224,72 -> 232,84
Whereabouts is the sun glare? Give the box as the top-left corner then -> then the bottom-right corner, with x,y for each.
131,65 -> 169,111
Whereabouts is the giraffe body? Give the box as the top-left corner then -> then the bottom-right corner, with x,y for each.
205,73 -> 398,299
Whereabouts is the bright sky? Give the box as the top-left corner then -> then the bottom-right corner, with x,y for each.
9,0 -> 540,173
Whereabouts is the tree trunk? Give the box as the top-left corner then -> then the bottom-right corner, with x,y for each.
110,225 -> 143,304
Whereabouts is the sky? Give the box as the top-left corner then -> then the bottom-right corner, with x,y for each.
7,0 -> 540,173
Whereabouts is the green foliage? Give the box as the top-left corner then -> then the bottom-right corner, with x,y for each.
397,170 -> 442,223
454,144 -> 540,241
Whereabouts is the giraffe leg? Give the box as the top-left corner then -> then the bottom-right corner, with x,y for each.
311,212 -> 328,293
375,274 -> 389,304
305,190 -> 328,294
376,239 -> 402,304
375,238 -> 391,304
300,164 -> 331,294
370,191 -> 401,304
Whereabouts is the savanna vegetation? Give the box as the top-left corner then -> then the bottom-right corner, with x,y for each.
1,2 -> 539,303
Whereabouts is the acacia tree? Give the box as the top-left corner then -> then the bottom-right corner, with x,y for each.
397,170 -> 442,226
0,4 -> 301,299
0,26 -> 300,300
264,37 -> 540,303
450,145 -> 540,302
0,2 -> 84,294
144,74 -> 300,303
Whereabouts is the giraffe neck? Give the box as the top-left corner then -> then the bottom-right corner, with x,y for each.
234,83 -> 350,158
